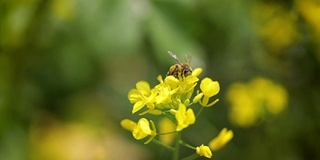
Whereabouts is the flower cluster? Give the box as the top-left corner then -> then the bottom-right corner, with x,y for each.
121,67 -> 233,159
227,77 -> 288,127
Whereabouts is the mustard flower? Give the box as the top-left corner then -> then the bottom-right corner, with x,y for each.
154,75 -> 178,106
298,0 -> 320,33
128,81 -> 157,114
200,77 -> 220,97
175,103 -> 195,131
227,77 -> 288,127
164,68 -> 201,94
227,83 -> 259,127
122,63 -> 233,159
193,77 -> 220,107
191,68 -> 203,77
120,118 -> 157,144
209,128 -> 233,151
252,2 -> 297,54
196,144 -> 212,158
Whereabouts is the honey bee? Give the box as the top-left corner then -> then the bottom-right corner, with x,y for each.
166,51 -> 192,78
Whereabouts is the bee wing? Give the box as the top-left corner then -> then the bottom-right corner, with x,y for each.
167,51 -> 181,64
185,54 -> 191,64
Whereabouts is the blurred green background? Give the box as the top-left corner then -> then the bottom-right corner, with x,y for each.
1,0 -> 319,160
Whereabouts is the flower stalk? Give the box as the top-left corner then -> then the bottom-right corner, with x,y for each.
121,65 -> 233,159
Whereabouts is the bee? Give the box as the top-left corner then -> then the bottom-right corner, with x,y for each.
166,51 -> 192,78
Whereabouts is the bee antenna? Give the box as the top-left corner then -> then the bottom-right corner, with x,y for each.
167,51 -> 181,64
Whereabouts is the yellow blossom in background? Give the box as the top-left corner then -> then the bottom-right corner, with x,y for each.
298,0 -> 320,34
196,144 -> 212,158
51,0 -> 77,21
209,128 -> 234,151
226,83 -> 259,127
159,117 -> 176,145
29,123 -> 108,160
227,77 -> 288,127
265,84 -> 288,114
175,103 -> 195,131
297,0 -> 320,62
252,2 -> 297,54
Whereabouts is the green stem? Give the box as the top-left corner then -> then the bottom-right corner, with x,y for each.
158,130 -> 177,135
196,106 -> 204,117
181,153 -> 199,160
151,139 -> 175,152
179,140 -> 196,150
173,132 -> 181,160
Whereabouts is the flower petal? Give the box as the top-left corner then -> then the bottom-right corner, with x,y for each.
200,77 -> 220,97
132,101 -> 145,114
128,89 -> 140,103
209,128 -> 234,151
138,118 -> 152,135
120,119 -> 137,131
136,81 -> 151,95
192,68 -> 203,77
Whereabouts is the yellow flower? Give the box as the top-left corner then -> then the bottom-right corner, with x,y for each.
227,83 -> 259,127
128,81 -> 157,114
200,77 -> 220,97
265,83 -> 288,114
196,144 -> 212,158
226,77 -> 288,127
51,0 -> 77,21
209,128 -> 233,151
298,0 -> 320,34
164,67 -> 202,94
175,103 -> 195,131
194,77 -> 220,107
252,2 -> 297,54
120,118 -> 157,144
165,75 -> 198,94
192,68 -> 203,77
154,75 -> 178,106
120,119 -> 137,131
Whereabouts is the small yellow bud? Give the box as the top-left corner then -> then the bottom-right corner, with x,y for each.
209,128 -> 234,151
196,144 -> 212,158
